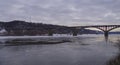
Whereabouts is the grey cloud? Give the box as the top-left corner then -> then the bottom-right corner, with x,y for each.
0,0 -> 120,26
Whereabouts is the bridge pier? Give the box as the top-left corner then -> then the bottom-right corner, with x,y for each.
48,29 -> 53,36
73,31 -> 77,36
48,32 -> 53,36
72,29 -> 79,36
104,31 -> 109,41
104,31 -> 108,37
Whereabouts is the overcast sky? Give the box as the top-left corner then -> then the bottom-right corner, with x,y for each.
0,0 -> 120,26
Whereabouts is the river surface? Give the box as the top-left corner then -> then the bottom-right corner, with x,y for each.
0,35 -> 120,65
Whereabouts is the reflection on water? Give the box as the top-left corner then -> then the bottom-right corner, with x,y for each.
107,39 -> 120,65
0,35 -> 120,65
105,36 -> 108,42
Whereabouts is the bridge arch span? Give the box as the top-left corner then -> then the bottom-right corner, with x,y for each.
82,27 -> 105,32
81,26 -> 120,32
107,26 -> 120,32
74,25 -> 120,37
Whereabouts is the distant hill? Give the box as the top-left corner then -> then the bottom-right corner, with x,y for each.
0,20 -> 108,36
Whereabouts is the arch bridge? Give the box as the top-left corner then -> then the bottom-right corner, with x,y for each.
72,25 -> 120,37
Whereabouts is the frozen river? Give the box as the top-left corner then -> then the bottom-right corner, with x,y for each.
0,35 -> 120,65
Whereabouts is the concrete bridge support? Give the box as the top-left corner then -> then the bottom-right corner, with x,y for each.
48,32 -> 53,36
72,29 -> 79,36
48,29 -> 53,36
73,31 -> 78,36
104,31 -> 108,37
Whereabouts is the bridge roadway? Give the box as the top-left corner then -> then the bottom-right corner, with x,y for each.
71,25 -> 120,37
3,25 -> 120,37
